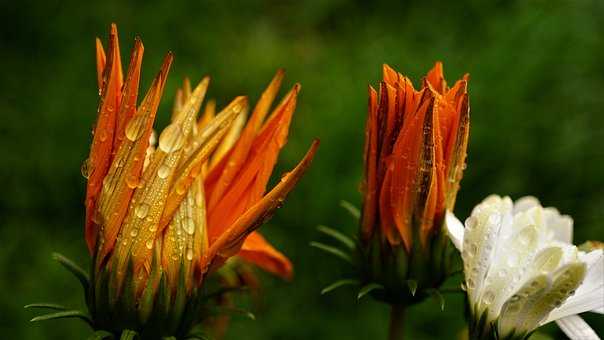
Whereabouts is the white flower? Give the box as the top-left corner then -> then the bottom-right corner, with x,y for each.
446,195 -> 603,340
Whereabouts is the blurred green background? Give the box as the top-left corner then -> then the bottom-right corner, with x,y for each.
1,0 -> 603,339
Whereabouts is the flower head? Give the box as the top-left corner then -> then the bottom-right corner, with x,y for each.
358,63 -> 469,303
447,195 -> 603,340
82,24 -> 317,337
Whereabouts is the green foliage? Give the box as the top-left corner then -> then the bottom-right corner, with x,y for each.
3,0 -> 603,339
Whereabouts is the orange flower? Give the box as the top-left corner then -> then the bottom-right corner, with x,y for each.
80,24 -> 317,337
361,62 -> 469,252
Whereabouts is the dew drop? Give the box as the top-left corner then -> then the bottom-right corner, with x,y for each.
482,290 -> 495,305
158,124 -> 185,153
130,229 -> 139,237
135,203 -> 150,219
99,130 -> 109,142
126,174 -> 139,189
186,248 -> 194,260
125,116 -> 145,141
183,218 -> 195,235
145,239 -> 154,249
157,164 -> 171,179
81,159 -> 91,179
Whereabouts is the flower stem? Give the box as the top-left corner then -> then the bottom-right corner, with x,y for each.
388,304 -> 406,340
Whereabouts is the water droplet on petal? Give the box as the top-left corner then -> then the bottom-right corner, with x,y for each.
145,239 -> 154,249
81,159 -> 90,179
158,124 -> 185,153
157,164 -> 171,179
135,203 -> 150,219
186,248 -> 194,260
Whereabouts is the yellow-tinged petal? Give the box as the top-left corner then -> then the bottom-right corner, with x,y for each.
112,77 -> 207,280
95,53 -> 172,264
210,109 -> 247,167
159,96 -> 246,231
197,99 -> 216,131
162,175 -> 208,292
202,139 -> 319,275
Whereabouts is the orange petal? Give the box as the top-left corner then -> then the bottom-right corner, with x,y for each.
361,86 -> 378,241
84,25 -> 124,252
206,70 -> 284,208
112,75 -> 205,279
382,64 -> 399,86
95,54 -> 172,264
113,38 -> 144,152
159,96 -> 245,231
389,90 -> 435,251
202,140 -> 319,275
426,61 -> 446,94
95,38 -> 106,92
444,91 -> 469,209
207,86 -> 298,242
238,232 -> 293,280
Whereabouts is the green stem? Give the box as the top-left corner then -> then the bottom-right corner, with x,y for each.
388,304 -> 406,340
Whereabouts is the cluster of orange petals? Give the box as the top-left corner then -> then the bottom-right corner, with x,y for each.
84,24 -> 317,291
361,63 -> 469,252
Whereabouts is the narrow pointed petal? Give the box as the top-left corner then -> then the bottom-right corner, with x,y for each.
197,99 -> 216,130
361,86 -> 378,241
159,96 -> 246,230
95,38 -> 106,92
84,26 -> 125,252
207,85 -> 299,242
112,76 -> 206,279
389,91 -> 437,250
162,176 -> 208,291
113,38 -> 144,151
210,109 -> 247,167
426,61 -> 446,94
202,140 -> 319,274
95,54 -> 172,263
445,211 -> 464,252
206,70 -> 284,208
444,88 -> 469,210
238,232 -> 293,280
555,315 -> 600,340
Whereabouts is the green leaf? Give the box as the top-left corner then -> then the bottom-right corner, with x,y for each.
87,330 -> 114,340
357,283 -> 384,300
340,200 -> 360,219
317,225 -> 355,249
52,252 -> 90,293
119,330 -> 138,340
310,242 -> 352,264
406,280 -> 418,296
161,337 -> 177,340
320,279 -> 359,295
30,310 -> 92,326
24,303 -> 68,311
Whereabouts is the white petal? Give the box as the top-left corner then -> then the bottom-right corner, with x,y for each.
513,196 -> 542,213
446,211 -> 464,252
544,207 -> 573,244
556,315 -> 600,340
463,196 -> 513,308
545,250 -> 604,322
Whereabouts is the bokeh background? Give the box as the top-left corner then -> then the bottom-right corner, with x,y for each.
1,0 -> 603,339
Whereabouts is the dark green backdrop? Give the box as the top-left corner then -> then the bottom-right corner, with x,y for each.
1,0 -> 603,339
